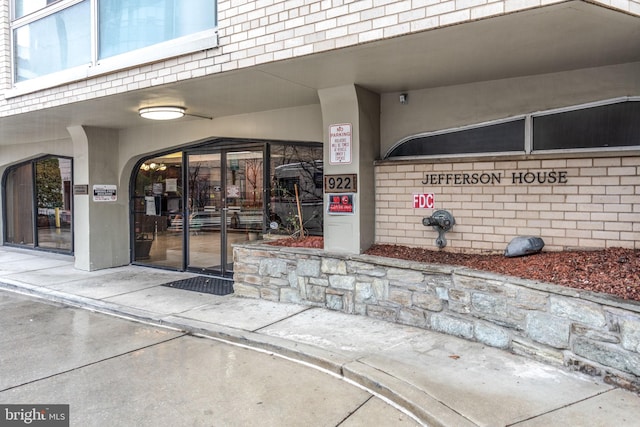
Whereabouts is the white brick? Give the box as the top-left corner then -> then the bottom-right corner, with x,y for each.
372,14 -> 399,29
471,2 -> 504,19
505,0 -> 541,12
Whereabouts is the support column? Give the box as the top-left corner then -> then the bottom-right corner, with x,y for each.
319,85 -> 380,254
68,126 -> 129,271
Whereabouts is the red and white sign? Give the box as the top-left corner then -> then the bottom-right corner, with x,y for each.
413,193 -> 435,209
329,123 -> 352,164
327,193 -> 355,214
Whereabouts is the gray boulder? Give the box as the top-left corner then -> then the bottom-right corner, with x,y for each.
504,236 -> 545,258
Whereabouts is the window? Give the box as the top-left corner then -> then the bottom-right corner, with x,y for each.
11,0 -> 217,85
129,142 -> 323,272
533,101 -> 640,151
99,0 -> 215,59
4,162 -> 34,246
132,152 -> 183,266
270,145 -> 324,235
387,119 -> 525,158
14,1 -> 91,82
14,0 -> 60,19
386,99 -> 640,159
3,156 -> 73,253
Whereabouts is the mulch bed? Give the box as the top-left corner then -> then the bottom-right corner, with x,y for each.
366,244 -> 640,302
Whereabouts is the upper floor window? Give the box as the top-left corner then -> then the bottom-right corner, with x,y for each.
14,1 -> 91,82
99,0 -> 216,59
14,0 -> 61,19
11,0 -> 217,87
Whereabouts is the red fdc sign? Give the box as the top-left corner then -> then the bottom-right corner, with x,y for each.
413,193 -> 435,209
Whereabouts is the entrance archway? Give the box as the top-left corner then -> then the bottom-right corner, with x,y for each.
130,139 -> 322,278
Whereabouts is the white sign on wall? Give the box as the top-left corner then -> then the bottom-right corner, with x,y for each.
93,185 -> 117,202
329,123 -> 352,164
145,196 -> 156,215
166,178 -> 178,192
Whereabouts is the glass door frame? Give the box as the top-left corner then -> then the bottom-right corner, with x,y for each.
184,143 -> 268,277
131,139 -> 323,276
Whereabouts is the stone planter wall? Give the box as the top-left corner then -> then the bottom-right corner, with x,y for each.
233,243 -> 640,391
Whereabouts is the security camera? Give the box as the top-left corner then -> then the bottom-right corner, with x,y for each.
399,93 -> 408,104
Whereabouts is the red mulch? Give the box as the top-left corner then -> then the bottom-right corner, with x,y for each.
366,244 -> 640,302
267,237 -> 640,302
265,236 -> 324,248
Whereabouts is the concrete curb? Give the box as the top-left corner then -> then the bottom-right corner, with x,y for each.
0,280 -> 436,426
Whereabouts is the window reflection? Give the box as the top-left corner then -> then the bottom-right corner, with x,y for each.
13,0 -> 57,19
3,156 -> 73,252
13,1 -> 91,82
132,152 -> 183,267
269,145 -> 324,236
99,0 -> 216,59
12,0 -> 216,83
5,163 -> 34,245
36,158 -> 72,250
130,142 -> 323,272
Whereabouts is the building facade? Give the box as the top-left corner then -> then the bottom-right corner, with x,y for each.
0,0 -> 639,276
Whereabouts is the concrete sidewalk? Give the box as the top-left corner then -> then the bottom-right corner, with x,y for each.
1,247 -> 638,426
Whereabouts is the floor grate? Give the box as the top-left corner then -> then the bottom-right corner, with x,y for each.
162,276 -> 234,296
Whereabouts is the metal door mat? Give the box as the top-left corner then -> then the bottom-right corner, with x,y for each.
162,276 -> 234,295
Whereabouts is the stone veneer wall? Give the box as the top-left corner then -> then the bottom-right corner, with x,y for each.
233,243 -> 640,391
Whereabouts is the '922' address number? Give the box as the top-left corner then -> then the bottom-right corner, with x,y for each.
324,174 -> 357,193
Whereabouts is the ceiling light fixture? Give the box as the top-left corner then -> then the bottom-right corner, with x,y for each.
138,107 -> 186,120
140,162 -> 167,171
139,106 -> 186,120
139,106 -> 213,121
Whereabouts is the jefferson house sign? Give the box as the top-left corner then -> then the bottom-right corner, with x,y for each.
422,170 -> 569,186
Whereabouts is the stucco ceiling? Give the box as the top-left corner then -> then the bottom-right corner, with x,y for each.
1,1 -> 639,146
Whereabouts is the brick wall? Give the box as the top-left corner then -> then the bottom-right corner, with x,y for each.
3,0 -> 639,116
0,1 -> 9,91
375,155 -> 640,252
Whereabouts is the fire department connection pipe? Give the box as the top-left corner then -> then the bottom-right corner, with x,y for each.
422,210 -> 455,248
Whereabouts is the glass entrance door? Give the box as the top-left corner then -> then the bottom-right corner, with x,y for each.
186,149 -> 264,276
131,141 -> 322,275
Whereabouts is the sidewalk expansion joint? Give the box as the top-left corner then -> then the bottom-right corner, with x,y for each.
251,305 -> 316,333
0,333 -> 187,394
505,388 -> 617,426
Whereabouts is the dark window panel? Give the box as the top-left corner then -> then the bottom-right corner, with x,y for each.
388,119 -> 525,158
533,101 -> 640,150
